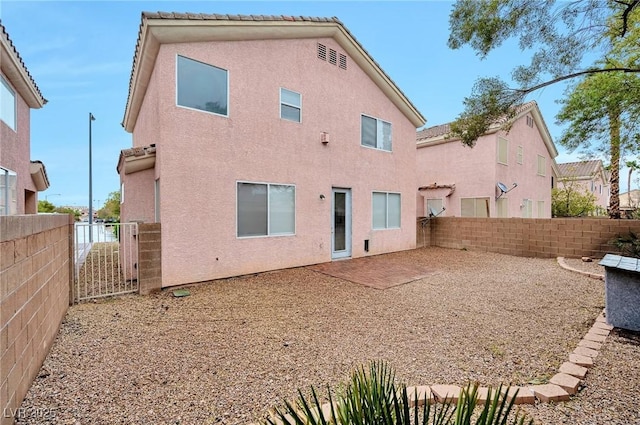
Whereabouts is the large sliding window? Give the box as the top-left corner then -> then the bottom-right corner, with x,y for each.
0,167 -> 17,216
461,197 -> 490,217
372,192 -> 401,229
0,76 -> 16,131
176,55 -> 228,116
361,115 -> 392,151
237,182 -> 295,237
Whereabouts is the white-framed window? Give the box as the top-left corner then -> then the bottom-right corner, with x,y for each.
237,182 -> 295,237
497,137 -> 508,165
537,200 -> 545,218
426,198 -> 444,217
517,146 -> 523,164
522,199 -> 533,218
280,88 -> 301,123
461,197 -> 490,217
361,115 -> 392,152
0,167 -> 17,216
120,182 -> 125,204
372,192 -> 401,229
176,55 -> 228,116
0,76 -> 16,131
496,198 -> 508,218
537,155 -> 546,176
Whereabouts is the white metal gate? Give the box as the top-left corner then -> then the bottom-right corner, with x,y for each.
74,222 -> 139,302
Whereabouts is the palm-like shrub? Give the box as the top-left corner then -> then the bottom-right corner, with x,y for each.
263,361 -> 532,425
612,232 -> 640,258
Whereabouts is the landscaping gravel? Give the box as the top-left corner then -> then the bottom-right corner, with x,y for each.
15,247 -> 635,425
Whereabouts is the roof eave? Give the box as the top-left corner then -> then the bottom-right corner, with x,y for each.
122,17 -> 425,132
0,32 -> 45,108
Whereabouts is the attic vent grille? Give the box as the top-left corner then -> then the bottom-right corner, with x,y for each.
526,115 -> 534,127
317,43 -> 327,61
329,48 -> 337,65
339,53 -> 347,70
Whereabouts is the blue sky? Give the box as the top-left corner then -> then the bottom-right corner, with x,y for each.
2,0 -> 590,208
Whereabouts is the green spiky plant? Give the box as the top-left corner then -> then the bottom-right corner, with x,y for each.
263,361 -> 533,425
612,232 -> 640,258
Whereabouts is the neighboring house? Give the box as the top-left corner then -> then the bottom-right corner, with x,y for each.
0,21 -> 49,215
557,160 -> 610,214
415,101 -> 559,218
619,189 -> 640,217
118,13 -> 425,287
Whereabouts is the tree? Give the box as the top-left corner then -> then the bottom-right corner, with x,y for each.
447,0 -> 640,146
37,200 -> 56,213
552,186 -> 597,217
97,191 -> 120,221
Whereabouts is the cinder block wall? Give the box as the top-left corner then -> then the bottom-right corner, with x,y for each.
418,217 -> 640,258
138,223 -> 161,294
1,214 -> 73,425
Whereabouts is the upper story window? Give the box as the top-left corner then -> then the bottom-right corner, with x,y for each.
517,146 -> 523,164
372,192 -> 401,229
0,76 -> 16,131
280,88 -> 301,123
537,155 -> 546,176
361,115 -> 392,152
176,55 -> 228,116
497,137 -> 508,165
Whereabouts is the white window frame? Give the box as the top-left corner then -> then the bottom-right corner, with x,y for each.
372,191 -> 401,229
361,114 -> 392,152
237,181 -> 296,238
537,200 -> 545,218
176,55 -> 229,117
461,197 -> 490,218
280,88 -> 301,123
426,198 -> 444,217
496,197 -> 508,218
0,76 -> 16,131
517,146 -> 523,164
537,155 -> 546,176
522,199 -> 533,218
0,167 -> 17,216
497,137 -> 508,165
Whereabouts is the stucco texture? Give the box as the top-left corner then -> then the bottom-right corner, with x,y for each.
125,37 -> 418,287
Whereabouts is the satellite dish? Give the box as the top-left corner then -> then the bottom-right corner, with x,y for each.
429,206 -> 438,217
497,182 -> 508,193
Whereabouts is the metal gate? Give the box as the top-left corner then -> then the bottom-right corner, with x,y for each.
74,222 -> 139,302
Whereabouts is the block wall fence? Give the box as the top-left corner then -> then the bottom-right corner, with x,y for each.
417,217 -> 640,258
1,214 -> 73,425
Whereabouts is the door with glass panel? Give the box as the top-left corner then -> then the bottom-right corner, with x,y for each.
331,188 -> 352,259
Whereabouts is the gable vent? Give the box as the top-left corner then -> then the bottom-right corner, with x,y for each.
339,53 -> 347,70
317,43 -> 327,61
329,48 -> 337,65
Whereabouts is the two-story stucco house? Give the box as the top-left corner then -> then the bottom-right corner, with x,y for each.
0,21 -> 49,215
118,12 -> 425,288
557,160 -> 610,215
416,101 -> 558,218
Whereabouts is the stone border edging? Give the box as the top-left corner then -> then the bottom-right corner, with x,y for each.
557,257 -> 604,280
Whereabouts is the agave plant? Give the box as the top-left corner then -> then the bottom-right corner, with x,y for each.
611,232 -> 640,258
263,361 -> 532,425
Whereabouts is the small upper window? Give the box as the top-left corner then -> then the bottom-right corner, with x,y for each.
517,146 -> 523,164
497,137 -> 508,165
0,76 -> 16,131
361,115 -> 392,151
537,155 -> 546,176
176,55 -> 228,116
280,88 -> 301,123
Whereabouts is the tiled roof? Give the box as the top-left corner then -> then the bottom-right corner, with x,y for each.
416,101 -> 539,141
123,12 -> 425,131
0,20 -> 46,105
557,160 -> 602,179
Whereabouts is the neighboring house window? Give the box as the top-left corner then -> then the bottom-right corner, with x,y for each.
361,115 -> 392,151
497,137 -> 508,165
280,88 -> 301,123
176,55 -> 228,116
522,199 -> 533,218
537,200 -> 545,218
426,198 -> 443,217
517,146 -> 523,164
496,198 -> 508,218
237,182 -> 295,237
0,76 -> 16,131
461,197 -> 489,217
537,155 -> 546,176
373,192 -> 401,229
591,181 -> 595,192
0,167 -> 17,216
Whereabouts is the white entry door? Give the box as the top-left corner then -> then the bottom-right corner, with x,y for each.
332,188 -> 352,259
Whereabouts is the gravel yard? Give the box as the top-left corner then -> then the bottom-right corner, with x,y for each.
15,247 -> 638,424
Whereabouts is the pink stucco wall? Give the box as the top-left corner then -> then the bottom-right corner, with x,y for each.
126,37 -> 418,287
0,73 -> 36,215
416,114 -> 554,218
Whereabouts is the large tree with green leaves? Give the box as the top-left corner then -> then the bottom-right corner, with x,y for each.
447,0 -> 640,146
